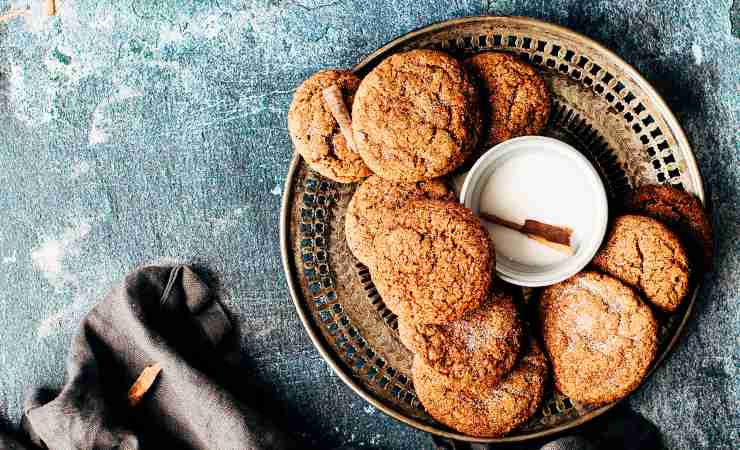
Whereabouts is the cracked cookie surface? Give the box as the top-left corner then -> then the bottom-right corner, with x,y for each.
288,70 -> 371,183
398,285 -> 522,388
370,199 -> 494,324
412,339 -> 547,438
352,49 -> 482,181
625,184 -> 713,269
344,175 -> 453,267
592,214 -> 690,312
462,52 -> 550,149
539,271 -> 657,406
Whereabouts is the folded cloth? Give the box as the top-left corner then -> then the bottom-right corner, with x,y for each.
2,264 -> 300,450
0,431 -> 30,450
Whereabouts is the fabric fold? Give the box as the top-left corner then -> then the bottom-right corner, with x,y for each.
14,264 -> 298,450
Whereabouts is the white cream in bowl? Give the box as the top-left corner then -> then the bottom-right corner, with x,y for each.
459,136 -> 609,287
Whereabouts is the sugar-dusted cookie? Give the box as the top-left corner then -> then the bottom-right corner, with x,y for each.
352,49 -> 481,181
539,271 -> 657,406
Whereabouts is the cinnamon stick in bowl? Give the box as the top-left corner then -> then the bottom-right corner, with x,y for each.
480,212 -> 574,255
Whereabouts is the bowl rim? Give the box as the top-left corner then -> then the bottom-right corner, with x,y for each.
460,136 -> 609,287
281,15 -> 703,443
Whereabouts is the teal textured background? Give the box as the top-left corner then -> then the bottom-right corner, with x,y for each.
0,1 -> 738,448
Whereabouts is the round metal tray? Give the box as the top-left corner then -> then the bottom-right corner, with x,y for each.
280,16 -> 703,443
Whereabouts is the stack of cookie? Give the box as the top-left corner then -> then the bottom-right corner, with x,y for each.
287,48 -> 713,438
344,175 -> 548,438
288,48 -> 554,437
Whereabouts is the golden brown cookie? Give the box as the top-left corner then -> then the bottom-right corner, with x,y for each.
397,285 -> 522,388
592,214 -> 690,312
352,49 -> 482,182
462,52 -> 550,149
539,271 -> 657,406
344,175 -> 453,267
370,199 -> 494,325
413,339 -> 548,438
625,184 -> 713,269
288,70 -> 371,183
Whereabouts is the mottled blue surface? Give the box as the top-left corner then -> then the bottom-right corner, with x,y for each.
0,1 -> 738,449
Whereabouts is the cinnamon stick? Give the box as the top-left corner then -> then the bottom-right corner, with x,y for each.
45,0 -> 56,16
520,219 -> 572,246
322,84 -> 356,152
481,213 -> 522,232
480,212 -> 574,256
128,363 -> 162,407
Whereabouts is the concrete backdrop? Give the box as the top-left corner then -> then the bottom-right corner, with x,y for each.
0,1 -> 738,448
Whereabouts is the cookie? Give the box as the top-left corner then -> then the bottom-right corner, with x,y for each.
352,49 -> 482,182
625,184 -> 713,269
413,339 -> 548,438
462,52 -> 550,149
539,271 -> 657,406
592,214 -> 690,312
288,70 -> 371,183
397,285 -> 522,388
370,199 -> 494,324
344,175 -> 453,266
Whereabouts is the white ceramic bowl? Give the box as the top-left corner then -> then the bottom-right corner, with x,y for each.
460,136 -> 609,287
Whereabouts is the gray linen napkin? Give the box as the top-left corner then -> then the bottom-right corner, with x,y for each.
2,264 -> 300,450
